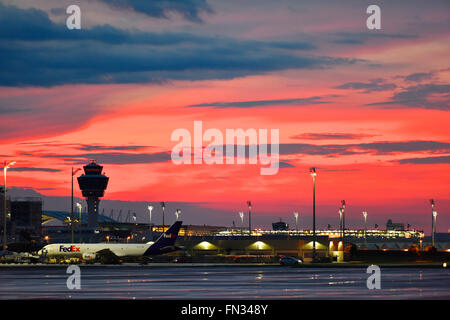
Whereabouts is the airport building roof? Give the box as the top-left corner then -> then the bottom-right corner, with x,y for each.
43,210 -> 117,224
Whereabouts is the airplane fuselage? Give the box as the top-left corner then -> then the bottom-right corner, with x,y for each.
38,221 -> 183,263
40,243 -> 152,258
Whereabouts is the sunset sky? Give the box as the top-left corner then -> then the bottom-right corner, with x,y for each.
1,0 -> 449,233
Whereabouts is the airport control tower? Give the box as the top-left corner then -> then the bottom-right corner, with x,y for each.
77,160 -> 109,228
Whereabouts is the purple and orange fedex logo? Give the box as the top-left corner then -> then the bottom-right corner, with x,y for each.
60,245 -> 81,252
163,233 -> 176,239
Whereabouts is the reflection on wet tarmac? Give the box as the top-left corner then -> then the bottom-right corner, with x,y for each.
0,265 -> 448,299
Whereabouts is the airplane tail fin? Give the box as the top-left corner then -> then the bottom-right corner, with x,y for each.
144,221 -> 182,255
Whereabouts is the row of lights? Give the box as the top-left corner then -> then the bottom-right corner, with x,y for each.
147,205 -> 182,224
196,240 -> 271,251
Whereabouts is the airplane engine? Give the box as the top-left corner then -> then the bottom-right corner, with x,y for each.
82,253 -> 96,261
160,246 -> 179,253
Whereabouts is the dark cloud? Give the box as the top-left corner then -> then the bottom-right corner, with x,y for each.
368,83 -> 450,110
0,4 -> 210,45
0,4 -> 317,49
14,142 -> 151,152
265,41 -> 316,51
1,41 -> 353,86
398,155 -> 450,164
278,143 -> 360,156
336,78 -> 397,93
333,32 -> 418,45
212,140 -> 450,157
278,140 -> 450,157
9,167 -> 61,172
403,72 -> 434,83
100,0 -> 214,23
358,141 -> 450,154
76,144 -> 149,152
40,151 -> 172,165
188,96 -> 330,108
0,105 -> 32,114
278,161 -> 295,169
0,4 -> 360,86
290,133 -> 376,140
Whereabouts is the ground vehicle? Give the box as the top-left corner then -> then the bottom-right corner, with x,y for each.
172,256 -> 187,263
0,250 -> 40,264
279,256 -> 302,265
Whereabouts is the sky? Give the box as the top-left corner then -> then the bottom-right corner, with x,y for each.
1,0 -> 449,233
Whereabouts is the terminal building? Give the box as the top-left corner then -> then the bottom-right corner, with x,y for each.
1,187 -> 43,244
9,197 -> 42,240
175,234 -> 333,262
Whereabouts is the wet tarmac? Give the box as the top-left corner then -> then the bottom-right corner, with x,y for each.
0,264 -> 448,299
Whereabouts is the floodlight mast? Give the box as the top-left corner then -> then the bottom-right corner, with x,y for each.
247,201 -> 252,236
294,212 -> 299,231
341,200 -> 346,246
2,161 -> 16,247
430,199 -> 437,247
430,199 -> 436,247
363,211 -> 368,247
310,167 -> 317,262
239,212 -> 244,235
161,202 -> 166,232
76,202 -> 82,242
148,205 -> 154,240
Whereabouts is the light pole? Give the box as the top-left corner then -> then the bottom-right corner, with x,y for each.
310,167 -> 317,262
339,208 -> 343,240
239,212 -> 244,235
71,167 -> 81,243
430,199 -> 436,247
341,200 -> 346,246
247,201 -> 252,236
64,216 -> 78,242
76,202 -> 82,221
160,202 -> 165,233
432,210 -> 437,247
363,211 -> 368,247
76,202 -> 82,242
3,160 -> 15,248
293,212 -> 299,231
148,205 -> 153,240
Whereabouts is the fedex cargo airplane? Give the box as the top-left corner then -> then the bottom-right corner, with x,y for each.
38,221 -> 183,263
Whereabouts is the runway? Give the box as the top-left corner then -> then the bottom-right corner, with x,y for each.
0,264 -> 449,299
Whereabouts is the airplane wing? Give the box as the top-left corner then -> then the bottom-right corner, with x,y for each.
95,248 -> 152,264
